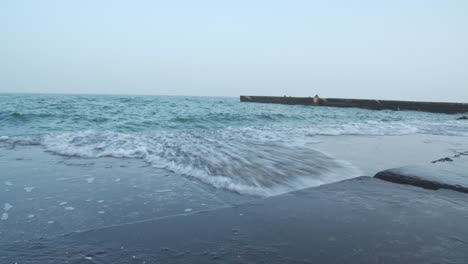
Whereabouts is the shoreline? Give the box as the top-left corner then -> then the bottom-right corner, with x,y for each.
1,134 -> 468,263
1,154 -> 467,263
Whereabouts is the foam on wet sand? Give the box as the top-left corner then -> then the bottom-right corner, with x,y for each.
24,187 -> 35,193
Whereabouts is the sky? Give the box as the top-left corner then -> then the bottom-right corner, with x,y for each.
1,0 -> 468,102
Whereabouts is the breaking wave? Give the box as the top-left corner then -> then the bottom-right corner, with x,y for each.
1,95 -> 467,196
0,129 -> 362,196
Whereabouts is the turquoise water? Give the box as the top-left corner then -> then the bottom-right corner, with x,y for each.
1,94 -> 467,195
1,94 -> 466,136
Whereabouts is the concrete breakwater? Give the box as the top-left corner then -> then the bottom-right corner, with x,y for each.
240,95 -> 468,114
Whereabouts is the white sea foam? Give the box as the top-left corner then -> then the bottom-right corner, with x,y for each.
4,203 -> 13,211
2,116 -> 467,196
0,129 -> 366,195
155,189 -> 172,193
1,213 -> 8,221
24,187 -> 35,193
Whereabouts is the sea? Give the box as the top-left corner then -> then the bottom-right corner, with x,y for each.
1,93 -> 467,196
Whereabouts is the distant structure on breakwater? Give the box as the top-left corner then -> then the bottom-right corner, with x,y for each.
240,95 -> 468,114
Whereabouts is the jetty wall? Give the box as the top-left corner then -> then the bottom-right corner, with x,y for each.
240,96 -> 468,114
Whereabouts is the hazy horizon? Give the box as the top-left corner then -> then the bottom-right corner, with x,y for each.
2,0 -> 468,102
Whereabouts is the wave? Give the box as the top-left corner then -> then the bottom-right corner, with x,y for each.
0,129 -> 361,196
0,111 -> 56,122
2,95 -> 466,196
0,111 -> 111,125
1,117 -> 466,196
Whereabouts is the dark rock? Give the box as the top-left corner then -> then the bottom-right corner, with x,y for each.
431,157 -> 453,163
457,116 -> 468,120
454,151 -> 468,158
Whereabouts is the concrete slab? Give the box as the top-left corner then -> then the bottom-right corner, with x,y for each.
375,152 -> 468,193
2,177 -> 468,263
240,96 -> 468,114
0,146 -> 253,244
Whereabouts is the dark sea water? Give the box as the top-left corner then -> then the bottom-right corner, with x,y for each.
1,93 -> 467,196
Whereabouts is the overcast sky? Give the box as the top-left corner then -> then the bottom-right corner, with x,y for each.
1,0 -> 467,102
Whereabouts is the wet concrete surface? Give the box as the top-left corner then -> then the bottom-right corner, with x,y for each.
2,177 -> 468,263
0,146 -> 254,244
375,152 -> 468,193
